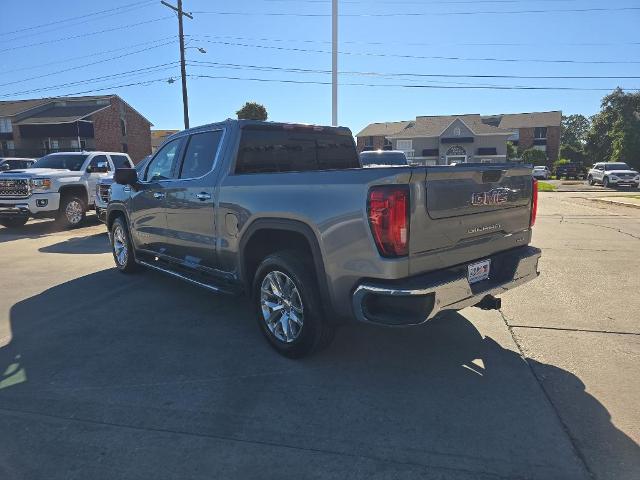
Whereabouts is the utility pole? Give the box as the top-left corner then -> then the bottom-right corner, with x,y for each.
161,0 -> 193,129
332,0 -> 338,126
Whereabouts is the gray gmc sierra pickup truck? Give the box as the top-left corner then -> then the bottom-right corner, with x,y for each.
107,120 -> 541,357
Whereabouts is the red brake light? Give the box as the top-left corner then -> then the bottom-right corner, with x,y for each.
530,178 -> 538,227
368,186 -> 410,257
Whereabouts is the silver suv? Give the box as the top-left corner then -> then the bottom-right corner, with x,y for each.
587,162 -> 640,188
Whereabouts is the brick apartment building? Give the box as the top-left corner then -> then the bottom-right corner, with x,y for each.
151,129 -> 179,153
356,111 -> 561,163
0,95 -> 152,163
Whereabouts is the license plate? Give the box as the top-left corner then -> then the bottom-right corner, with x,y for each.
468,259 -> 491,284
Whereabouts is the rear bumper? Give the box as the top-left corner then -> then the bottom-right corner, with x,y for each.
352,245 -> 541,326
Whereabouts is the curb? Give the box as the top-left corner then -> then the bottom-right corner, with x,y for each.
587,198 -> 640,209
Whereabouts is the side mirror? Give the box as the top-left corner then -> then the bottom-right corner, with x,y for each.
114,167 -> 138,186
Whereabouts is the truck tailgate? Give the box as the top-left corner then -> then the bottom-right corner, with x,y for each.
408,164 -> 534,275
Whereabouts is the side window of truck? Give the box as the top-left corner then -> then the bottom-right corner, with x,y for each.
235,129 -> 359,174
179,130 -> 223,179
144,138 -> 182,182
110,154 -> 133,170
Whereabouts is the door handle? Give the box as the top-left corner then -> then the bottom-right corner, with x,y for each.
153,192 -> 166,200
195,192 -> 211,201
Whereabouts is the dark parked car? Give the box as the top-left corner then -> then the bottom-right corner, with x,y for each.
554,163 -> 584,180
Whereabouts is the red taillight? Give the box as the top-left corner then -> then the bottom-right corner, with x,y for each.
530,178 -> 538,227
368,185 -> 410,257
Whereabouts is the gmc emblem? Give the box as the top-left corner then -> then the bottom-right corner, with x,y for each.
471,188 -> 509,206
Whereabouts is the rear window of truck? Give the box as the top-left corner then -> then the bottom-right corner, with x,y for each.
235,128 -> 359,174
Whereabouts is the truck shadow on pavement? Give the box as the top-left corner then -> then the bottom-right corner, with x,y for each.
0,216 -> 102,244
0,268 -> 638,480
38,232 -> 110,255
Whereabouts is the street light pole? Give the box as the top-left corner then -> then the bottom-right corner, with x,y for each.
161,0 -> 193,129
332,0 -> 338,127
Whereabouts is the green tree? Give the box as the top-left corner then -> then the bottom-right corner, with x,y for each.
561,114 -> 590,147
506,141 -> 518,160
585,88 -> 640,170
559,144 -> 586,165
521,148 -> 547,166
236,102 -> 268,121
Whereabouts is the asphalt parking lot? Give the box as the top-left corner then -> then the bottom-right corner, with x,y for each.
0,193 -> 638,480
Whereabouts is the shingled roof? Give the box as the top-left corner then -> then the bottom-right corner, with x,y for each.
388,114 -> 512,138
497,111 -> 562,129
355,120 -> 412,138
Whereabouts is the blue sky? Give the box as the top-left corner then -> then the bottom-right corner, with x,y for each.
3,0 -> 639,134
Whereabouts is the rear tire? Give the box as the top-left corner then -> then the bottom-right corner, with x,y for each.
57,195 -> 86,228
110,216 -> 139,273
0,216 -> 28,228
252,250 -> 334,358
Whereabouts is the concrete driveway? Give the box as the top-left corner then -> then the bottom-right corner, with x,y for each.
0,197 -> 638,480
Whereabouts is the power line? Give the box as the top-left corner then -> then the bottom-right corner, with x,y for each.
192,38 -> 640,65
187,60 -> 640,80
1,63 -> 180,98
3,2 -> 159,42
192,7 -> 640,17
8,36 -> 177,74
187,33 -> 640,48
0,41 -> 177,88
187,73 -> 638,91
0,0 -> 157,36
0,16 -> 174,54
264,0 -> 580,4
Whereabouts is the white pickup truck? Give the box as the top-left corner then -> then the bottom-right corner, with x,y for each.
0,151 -> 132,228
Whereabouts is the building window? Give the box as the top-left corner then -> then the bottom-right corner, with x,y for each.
122,143 -> 128,153
0,118 -> 12,133
534,127 -> 547,139
364,136 -> 374,147
80,140 -> 87,150
120,118 -> 127,137
396,140 -> 413,151
383,138 -> 392,149
533,145 -> 547,152
51,140 -> 59,150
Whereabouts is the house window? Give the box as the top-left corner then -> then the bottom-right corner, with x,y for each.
51,140 -> 59,150
80,140 -> 86,150
0,118 -> 12,133
533,145 -> 547,152
534,127 -> 547,139
383,138 -> 392,149
396,140 -> 413,151
364,136 -> 374,147
120,118 -> 127,137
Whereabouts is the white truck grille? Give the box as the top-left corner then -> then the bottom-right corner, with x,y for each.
0,178 -> 30,198
98,184 -> 110,203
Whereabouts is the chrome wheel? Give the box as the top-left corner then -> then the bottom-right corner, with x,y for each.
65,200 -> 84,225
260,270 -> 304,343
113,224 -> 128,266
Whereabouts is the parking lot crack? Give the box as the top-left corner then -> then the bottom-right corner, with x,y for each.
498,310 -> 595,480
508,324 -> 640,336
0,406 -> 523,480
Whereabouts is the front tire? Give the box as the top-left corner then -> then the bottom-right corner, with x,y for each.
253,251 -> 334,358
110,217 -> 139,273
0,216 -> 28,228
57,195 -> 86,228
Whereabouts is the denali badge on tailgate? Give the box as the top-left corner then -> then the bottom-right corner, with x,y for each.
471,188 -> 508,206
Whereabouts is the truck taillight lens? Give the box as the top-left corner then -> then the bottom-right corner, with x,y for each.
368,185 -> 409,257
530,178 -> 538,227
